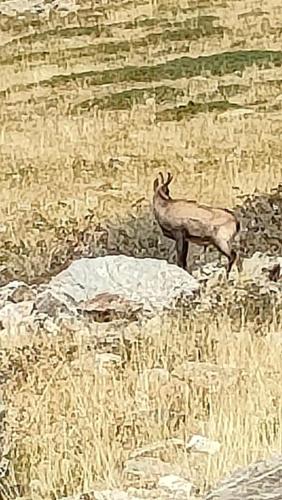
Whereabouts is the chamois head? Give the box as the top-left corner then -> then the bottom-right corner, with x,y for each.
153,171 -> 173,200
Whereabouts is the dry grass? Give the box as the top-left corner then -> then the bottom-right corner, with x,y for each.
3,309 -> 282,498
0,0 -> 282,498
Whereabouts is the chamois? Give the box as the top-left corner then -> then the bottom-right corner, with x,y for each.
153,171 -> 240,275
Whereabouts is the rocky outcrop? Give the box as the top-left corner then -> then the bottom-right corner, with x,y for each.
204,454 -> 282,500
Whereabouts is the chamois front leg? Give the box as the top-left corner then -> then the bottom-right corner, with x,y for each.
175,233 -> 189,271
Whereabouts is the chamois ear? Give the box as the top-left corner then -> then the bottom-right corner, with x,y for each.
153,177 -> 159,192
158,171 -> 165,184
165,172 -> 173,186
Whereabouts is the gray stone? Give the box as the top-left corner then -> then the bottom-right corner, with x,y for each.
34,290 -> 77,317
0,300 -> 35,329
124,457 -> 190,481
158,475 -> 193,497
204,453 -> 282,500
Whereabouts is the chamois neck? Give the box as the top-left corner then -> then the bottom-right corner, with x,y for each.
154,194 -> 171,209
153,196 -> 164,212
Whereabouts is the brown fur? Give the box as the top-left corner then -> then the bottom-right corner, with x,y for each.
152,171 -> 240,275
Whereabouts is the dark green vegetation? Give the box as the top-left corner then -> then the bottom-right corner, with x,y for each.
1,15 -> 222,66
2,0 -> 282,123
4,48 -> 282,122
156,100 -> 242,121
13,49 -> 282,93
73,86 -> 242,118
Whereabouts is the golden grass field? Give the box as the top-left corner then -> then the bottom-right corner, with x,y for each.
0,0 -> 282,498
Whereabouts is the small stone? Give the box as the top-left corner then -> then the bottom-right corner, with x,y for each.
9,283 -> 36,303
0,280 -> 29,305
186,435 -> 221,455
94,490 -> 130,500
0,457 -> 9,478
41,317 -> 60,334
78,293 -> 142,322
158,475 -> 193,496
172,362 -> 240,392
94,352 -> 121,369
58,490 -> 130,500
71,352 -> 121,375
0,300 -> 35,329
124,457 -> 190,481
35,290 -> 77,317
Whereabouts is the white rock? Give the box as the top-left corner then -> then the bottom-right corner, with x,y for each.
0,280 -> 28,302
0,300 -> 34,329
94,352 -> 121,367
266,331 -> 282,347
124,457 -> 189,479
241,252 -> 282,279
129,438 -> 191,460
158,474 -> 193,496
94,491 -> 130,500
35,289 -> 78,317
48,255 -> 199,316
60,490 -> 130,500
186,434 -> 221,455
219,108 -> 254,120
41,317 -> 60,334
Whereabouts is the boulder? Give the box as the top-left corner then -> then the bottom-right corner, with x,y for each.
47,255 -> 200,318
204,453 -> 282,500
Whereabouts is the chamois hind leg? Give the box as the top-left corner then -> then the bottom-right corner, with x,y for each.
213,239 -> 237,277
175,234 -> 189,271
203,245 -> 208,264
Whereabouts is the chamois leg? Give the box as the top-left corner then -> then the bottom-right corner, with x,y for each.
213,239 -> 237,277
203,245 -> 208,264
227,249 -> 237,275
175,234 -> 189,271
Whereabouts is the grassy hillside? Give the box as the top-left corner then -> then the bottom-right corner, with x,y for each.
0,0 -> 282,498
